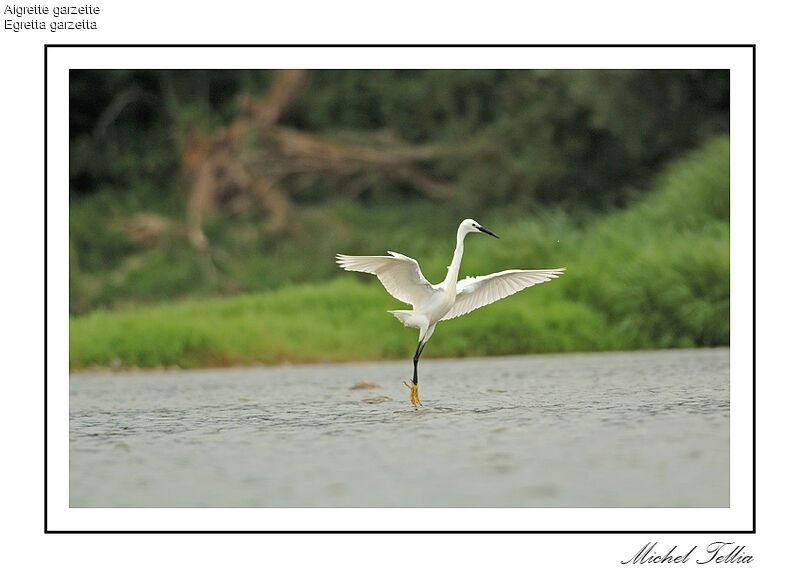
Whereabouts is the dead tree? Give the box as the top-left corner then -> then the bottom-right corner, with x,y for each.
179,70 -> 456,251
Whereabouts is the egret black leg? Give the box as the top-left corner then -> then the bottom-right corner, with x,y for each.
412,341 -> 426,384
404,341 -> 427,407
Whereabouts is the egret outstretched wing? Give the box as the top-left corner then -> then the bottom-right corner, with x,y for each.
440,268 -> 565,321
336,252 -> 435,307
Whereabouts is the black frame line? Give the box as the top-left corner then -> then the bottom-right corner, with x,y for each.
44,42 -> 48,535
48,43 -> 755,534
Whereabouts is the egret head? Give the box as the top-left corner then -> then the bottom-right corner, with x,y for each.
461,219 -> 500,239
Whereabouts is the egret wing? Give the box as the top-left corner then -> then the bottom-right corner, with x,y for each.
440,268 -> 565,321
336,251 -> 434,307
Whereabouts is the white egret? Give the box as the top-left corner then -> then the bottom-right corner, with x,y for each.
336,219 -> 564,407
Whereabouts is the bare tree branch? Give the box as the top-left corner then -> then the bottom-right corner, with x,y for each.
240,69 -> 308,131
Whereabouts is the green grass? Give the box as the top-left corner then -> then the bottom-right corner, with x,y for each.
69,136 -> 730,370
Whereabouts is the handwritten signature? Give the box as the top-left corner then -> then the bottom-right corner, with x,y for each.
621,542 -> 753,565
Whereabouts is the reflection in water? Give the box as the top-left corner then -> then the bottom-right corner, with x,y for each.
70,348 -> 730,507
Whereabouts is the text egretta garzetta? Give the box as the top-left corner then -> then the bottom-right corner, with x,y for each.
336,219 -> 564,407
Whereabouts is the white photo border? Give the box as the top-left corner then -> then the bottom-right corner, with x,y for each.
49,44 -> 754,532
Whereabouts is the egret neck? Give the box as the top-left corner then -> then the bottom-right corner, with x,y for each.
443,224 -> 469,296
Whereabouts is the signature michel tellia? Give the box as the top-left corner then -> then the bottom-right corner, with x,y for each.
621,542 -> 753,565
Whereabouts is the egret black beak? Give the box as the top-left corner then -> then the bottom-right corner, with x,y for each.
477,225 -> 500,239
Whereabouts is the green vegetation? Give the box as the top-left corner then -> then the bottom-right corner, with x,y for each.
69,69 -> 729,315
69,137 -> 729,370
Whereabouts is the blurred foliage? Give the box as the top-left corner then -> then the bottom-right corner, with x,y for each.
69,69 -> 728,315
71,70 -> 728,210
70,137 -> 730,369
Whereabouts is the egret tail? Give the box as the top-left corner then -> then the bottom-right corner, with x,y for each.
388,310 -> 415,326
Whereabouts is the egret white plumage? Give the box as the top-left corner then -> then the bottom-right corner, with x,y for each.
336,219 -> 564,407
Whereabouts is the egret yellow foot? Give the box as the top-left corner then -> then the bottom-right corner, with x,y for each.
404,381 -> 422,408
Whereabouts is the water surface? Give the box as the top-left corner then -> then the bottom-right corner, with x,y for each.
70,348 -> 729,507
